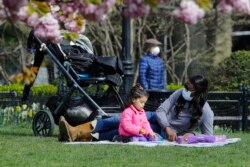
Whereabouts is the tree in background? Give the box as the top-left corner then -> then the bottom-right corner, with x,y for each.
0,0 -> 250,86
85,1 -> 250,85
1,0 -> 249,47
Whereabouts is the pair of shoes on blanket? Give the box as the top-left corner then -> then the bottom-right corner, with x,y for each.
112,135 -> 131,143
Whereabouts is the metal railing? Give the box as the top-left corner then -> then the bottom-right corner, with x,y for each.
145,86 -> 250,131
1,85 -> 250,131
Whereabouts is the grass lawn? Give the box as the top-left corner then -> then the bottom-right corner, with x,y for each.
0,123 -> 249,167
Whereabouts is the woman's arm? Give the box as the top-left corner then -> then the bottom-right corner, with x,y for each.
155,89 -> 182,128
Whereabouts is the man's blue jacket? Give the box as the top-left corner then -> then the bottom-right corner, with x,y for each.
139,53 -> 166,90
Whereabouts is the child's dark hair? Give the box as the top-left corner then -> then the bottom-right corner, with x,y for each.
124,84 -> 149,107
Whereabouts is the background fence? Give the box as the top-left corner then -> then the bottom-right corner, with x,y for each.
145,85 -> 250,132
0,86 -> 250,132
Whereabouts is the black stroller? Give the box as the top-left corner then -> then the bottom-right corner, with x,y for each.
22,30 -> 125,137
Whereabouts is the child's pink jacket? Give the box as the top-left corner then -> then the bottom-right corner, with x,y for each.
119,105 -> 154,137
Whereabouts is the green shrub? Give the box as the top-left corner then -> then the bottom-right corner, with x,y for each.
167,83 -> 183,91
0,84 -> 58,96
208,50 -> 250,91
31,84 -> 58,96
0,84 -> 24,95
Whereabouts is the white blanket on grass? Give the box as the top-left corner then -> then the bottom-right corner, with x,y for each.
65,138 -> 241,148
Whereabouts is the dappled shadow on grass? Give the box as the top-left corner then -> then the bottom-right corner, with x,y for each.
0,130 -> 59,138
0,122 -> 58,138
0,131 -> 60,143
0,122 -> 60,139
0,130 -> 34,137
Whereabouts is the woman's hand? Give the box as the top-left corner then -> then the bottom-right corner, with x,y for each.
165,127 -> 177,141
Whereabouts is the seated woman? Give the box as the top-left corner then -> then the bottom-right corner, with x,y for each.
58,75 -> 214,142
155,75 -> 214,141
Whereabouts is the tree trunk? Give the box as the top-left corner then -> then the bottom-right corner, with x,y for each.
0,65 -> 11,84
213,13 -> 232,65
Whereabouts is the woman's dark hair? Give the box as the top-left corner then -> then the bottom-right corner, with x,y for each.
124,84 -> 149,107
175,75 -> 208,128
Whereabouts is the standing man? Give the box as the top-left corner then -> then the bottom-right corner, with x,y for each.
139,38 -> 166,90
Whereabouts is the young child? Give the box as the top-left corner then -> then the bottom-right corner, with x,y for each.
118,84 -> 157,142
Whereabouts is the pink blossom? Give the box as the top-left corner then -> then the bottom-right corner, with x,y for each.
217,0 -> 250,15
64,19 -> 86,33
34,13 -> 61,43
0,9 -> 7,19
229,0 -> 250,15
103,0 -> 116,9
124,0 -> 170,18
50,5 -> 60,13
3,0 -> 26,11
217,0 -> 233,13
27,13 -> 39,27
124,0 -> 150,18
2,0 -> 250,44
173,0 -> 205,24
2,0 -> 27,22
158,0 -> 170,3
58,3 -> 76,13
53,2 -> 85,33
17,6 -> 28,21
79,0 -> 116,21
18,6 -> 39,27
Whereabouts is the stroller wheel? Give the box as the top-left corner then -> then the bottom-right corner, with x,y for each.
32,110 -> 55,137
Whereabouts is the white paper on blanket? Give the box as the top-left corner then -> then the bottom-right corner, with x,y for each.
65,138 -> 241,147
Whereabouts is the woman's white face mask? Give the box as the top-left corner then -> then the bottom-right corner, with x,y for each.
150,46 -> 160,56
182,88 -> 193,101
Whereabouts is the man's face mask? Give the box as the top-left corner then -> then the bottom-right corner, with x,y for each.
150,46 -> 160,56
182,88 -> 193,101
